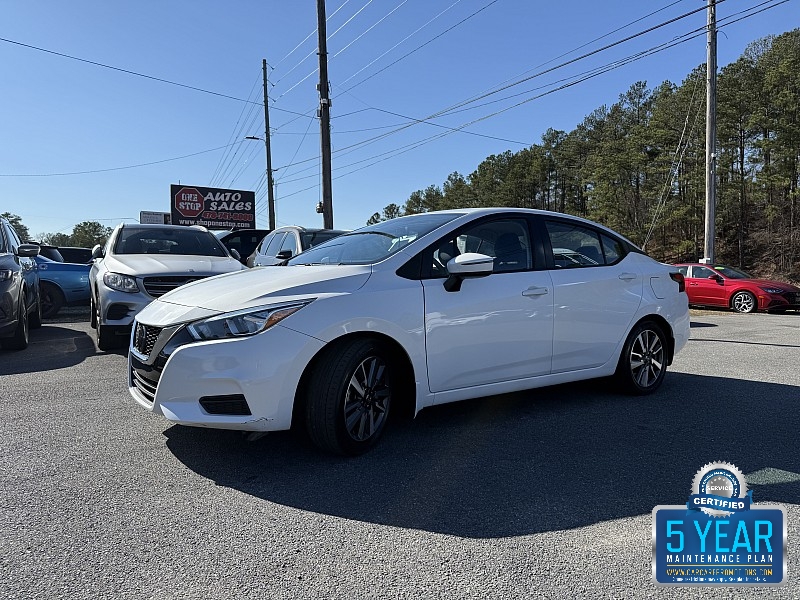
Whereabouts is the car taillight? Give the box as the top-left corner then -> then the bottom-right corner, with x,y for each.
669,272 -> 685,293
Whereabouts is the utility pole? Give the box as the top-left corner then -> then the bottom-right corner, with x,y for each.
262,59 -> 276,231
702,0 -> 717,264
317,0 -> 334,229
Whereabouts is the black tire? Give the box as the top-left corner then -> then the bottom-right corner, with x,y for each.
29,288 -> 43,329
90,295 -> 97,328
40,282 -> 64,319
1,296 -> 29,351
731,290 -> 757,313
96,325 -> 117,351
305,338 -> 394,455
615,321 -> 668,395
95,299 -> 118,351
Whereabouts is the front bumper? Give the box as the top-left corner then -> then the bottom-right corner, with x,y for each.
98,286 -> 153,327
128,323 -> 324,431
761,290 -> 800,311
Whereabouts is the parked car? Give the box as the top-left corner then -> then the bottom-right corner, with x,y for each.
34,255 -> 91,318
215,229 -> 270,266
90,223 -> 246,351
249,225 -> 347,267
0,216 -> 42,350
57,246 -> 93,264
129,208 -> 689,455
673,263 -> 800,313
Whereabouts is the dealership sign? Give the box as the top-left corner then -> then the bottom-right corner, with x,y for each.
170,185 -> 256,230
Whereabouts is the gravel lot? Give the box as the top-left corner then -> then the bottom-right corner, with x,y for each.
1,307 -> 798,599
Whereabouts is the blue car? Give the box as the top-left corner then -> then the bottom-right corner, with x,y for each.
34,256 -> 91,318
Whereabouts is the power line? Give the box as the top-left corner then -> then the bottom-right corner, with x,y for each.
336,0 -> 467,89
270,0 -> 354,83
0,36 -> 310,117
333,0 -> 410,58
209,71 -> 263,186
275,0 -> 379,100
273,1 -> 789,193
0,143 -> 241,177
274,0 -> 720,174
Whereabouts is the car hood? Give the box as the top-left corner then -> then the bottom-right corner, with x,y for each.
748,279 -> 800,291
154,264 -> 373,314
106,254 -> 244,277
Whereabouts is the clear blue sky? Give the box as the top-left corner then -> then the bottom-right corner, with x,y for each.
1,0 -> 797,238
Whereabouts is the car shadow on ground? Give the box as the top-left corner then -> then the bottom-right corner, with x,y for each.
0,323 -> 98,375
164,372 -> 800,538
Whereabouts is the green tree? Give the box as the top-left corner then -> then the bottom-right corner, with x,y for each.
71,221 -> 112,248
0,213 -> 31,242
40,232 -> 73,246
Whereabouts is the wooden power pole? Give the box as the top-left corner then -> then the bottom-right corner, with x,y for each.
703,0 -> 717,264
263,59 -> 276,231
317,0 -> 334,229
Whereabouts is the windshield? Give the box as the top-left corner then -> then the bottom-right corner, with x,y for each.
300,230 -> 347,250
287,213 -> 461,266
114,227 -> 228,257
713,265 -> 752,279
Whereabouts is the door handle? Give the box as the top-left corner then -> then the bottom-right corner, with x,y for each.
522,287 -> 549,297
618,272 -> 637,281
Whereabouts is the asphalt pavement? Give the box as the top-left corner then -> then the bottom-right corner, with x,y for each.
1,307 -> 798,599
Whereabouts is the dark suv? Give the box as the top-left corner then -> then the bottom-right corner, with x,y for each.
215,229 -> 270,266
0,216 -> 42,350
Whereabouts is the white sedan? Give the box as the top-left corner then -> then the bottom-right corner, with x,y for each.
129,208 -> 689,455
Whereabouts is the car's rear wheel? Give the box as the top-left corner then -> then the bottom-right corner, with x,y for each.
305,338 -> 394,455
40,282 -> 64,319
615,321 -> 667,395
731,291 -> 757,313
1,296 -> 29,351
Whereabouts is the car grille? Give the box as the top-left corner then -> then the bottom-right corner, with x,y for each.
133,323 -> 162,357
143,275 -> 207,297
130,355 -> 160,403
784,291 -> 800,305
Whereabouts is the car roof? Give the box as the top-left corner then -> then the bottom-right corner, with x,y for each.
121,223 -> 210,232
272,225 -> 347,234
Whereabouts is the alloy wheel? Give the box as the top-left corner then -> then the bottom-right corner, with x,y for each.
628,329 -> 664,390
342,356 -> 391,442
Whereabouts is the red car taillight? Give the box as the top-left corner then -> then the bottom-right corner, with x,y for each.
669,272 -> 686,293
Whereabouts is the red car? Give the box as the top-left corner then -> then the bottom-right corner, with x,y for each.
673,263 -> 800,313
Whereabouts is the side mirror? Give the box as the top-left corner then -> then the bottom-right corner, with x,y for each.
229,248 -> 242,261
91,244 -> 104,260
444,253 -> 494,292
708,274 -> 723,283
16,243 -> 40,258
275,250 -> 293,260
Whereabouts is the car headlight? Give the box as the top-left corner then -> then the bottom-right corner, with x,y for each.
103,272 -> 139,292
186,300 -> 314,341
759,286 -> 786,295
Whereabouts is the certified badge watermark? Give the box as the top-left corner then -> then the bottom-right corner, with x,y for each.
652,462 -> 787,586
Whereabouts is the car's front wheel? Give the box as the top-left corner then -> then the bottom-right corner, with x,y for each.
1,295 -> 29,351
305,338 -> 394,455
615,321 -> 667,395
731,291 -> 757,313
95,299 -> 117,351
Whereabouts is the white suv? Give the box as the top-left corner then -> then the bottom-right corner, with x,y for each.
90,223 -> 245,350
